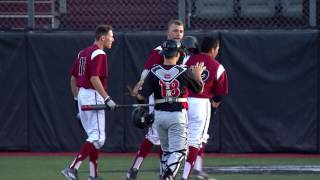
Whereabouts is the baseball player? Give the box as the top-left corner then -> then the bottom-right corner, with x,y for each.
61,24 -> 116,180
137,39 -> 205,180
182,36 -> 222,179
126,19 -> 184,180
181,36 -> 228,180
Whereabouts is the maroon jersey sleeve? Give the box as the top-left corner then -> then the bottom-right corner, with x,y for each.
90,53 -> 107,77
213,65 -> 228,95
143,49 -> 164,70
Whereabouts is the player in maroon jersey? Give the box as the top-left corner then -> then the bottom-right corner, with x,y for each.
61,24 -> 116,180
181,37 -> 228,180
126,19 -> 184,180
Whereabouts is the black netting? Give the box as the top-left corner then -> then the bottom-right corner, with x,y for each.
0,0 -> 318,30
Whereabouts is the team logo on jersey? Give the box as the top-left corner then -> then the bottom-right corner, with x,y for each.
164,74 -> 171,79
151,65 -> 186,82
201,69 -> 209,82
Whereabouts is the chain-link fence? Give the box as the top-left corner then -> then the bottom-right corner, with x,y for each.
0,0 -> 318,30
188,0 -> 315,29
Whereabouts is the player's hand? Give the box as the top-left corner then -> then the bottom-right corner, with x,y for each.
191,62 -> 206,87
105,96 -> 116,111
192,62 -> 206,79
211,101 -> 220,109
133,80 -> 144,96
192,62 -> 206,73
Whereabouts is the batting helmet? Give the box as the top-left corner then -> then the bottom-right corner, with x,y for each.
131,107 -> 154,128
181,36 -> 199,54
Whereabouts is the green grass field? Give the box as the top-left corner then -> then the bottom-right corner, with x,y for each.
0,153 -> 320,180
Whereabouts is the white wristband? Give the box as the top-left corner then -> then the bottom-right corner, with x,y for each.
104,96 -> 110,101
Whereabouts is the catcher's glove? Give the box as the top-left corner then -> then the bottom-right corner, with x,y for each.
131,107 -> 154,129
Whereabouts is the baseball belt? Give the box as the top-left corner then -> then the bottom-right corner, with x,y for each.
154,97 -> 187,104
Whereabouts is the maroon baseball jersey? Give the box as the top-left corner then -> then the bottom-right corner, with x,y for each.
143,45 -> 185,70
185,53 -> 228,98
71,44 -> 108,90
139,65 -> 203,111
143,46 -> 164,70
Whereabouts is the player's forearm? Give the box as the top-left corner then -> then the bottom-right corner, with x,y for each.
132,69 -> 150,96
70,76 -> 79,98
90,76 -> 108,99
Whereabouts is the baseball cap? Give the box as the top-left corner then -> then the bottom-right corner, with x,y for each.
160,39 -> 182,57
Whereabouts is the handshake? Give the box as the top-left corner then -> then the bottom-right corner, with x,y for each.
104,96 -> 117,111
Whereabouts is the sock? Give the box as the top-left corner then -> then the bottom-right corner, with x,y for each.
194,155 -> 203,172
182,146 -> 199,179
70,141 -> 94,170
194,143 -> 206,171
131,138 -> 153,169
89,147 -> 99,177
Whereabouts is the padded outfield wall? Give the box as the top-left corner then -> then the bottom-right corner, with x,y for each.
0,30 -> 319,153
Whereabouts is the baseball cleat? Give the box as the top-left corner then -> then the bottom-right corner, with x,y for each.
88,176 -> 104,180
61,167 -> 79,180
194,170 -> 216,180
126,167 -> 138,180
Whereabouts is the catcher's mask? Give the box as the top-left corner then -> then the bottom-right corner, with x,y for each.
131,107 -> 154,129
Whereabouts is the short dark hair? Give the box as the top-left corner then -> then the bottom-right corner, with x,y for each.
167,19 -> 184,29
95,24 -> 112,41
201,36 -> 219,53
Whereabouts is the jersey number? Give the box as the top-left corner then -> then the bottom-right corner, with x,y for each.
78,57 -> 86,76
159,79 -> 180,97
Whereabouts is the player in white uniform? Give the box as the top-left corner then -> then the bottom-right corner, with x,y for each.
61,25 -> 116,180
181,37 -> 228,180
182,36 -> 223,179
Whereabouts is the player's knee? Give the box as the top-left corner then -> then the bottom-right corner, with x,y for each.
146,136 -> 160,145
90,138 -> 105,149
92,141 -> 104,149
188,138 -> 201,148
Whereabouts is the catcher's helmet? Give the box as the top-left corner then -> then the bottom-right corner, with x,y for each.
160,39 -> 182,58
181,36 -> 199,54
131,107 -> 154,128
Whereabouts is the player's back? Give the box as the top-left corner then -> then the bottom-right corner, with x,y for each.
141,64 -> 203,111
71,44 -> 107,89
185,53 -> 226,98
